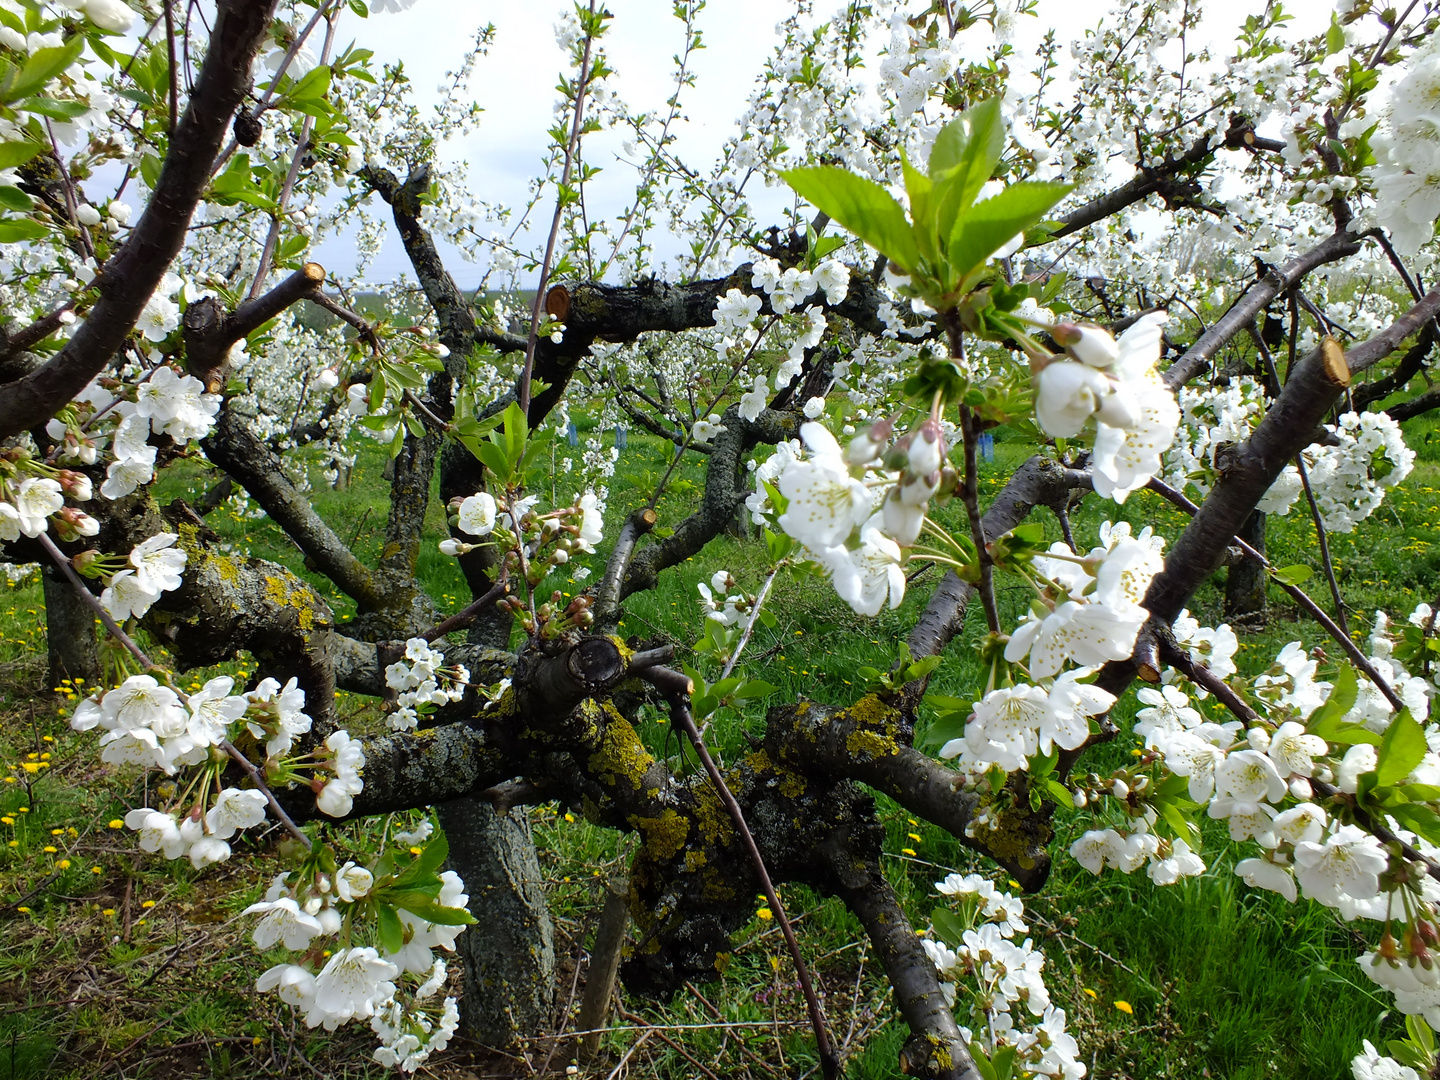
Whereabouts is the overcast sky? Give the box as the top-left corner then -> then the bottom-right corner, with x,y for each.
310,0 -> 1332,286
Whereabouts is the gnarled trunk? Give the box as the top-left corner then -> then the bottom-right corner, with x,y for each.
439,795 -> 556,1047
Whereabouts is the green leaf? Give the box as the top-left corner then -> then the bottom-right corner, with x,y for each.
1271,564 -> 1314,586
930,98 -> 1007,241
1326,15 -> 1346,56
0,185 -> 31,212
1159,798 -> 1201,847
900,153 -> 937,263
1407,1012 -> 1436,1055
947,181 -> 1072,281
498,399 -> 529,474
779,166 -> 920,273
0,141 -> 43,170
376,903 -> 405,955
394,895 -> 476,926
1043,778 -> 1075,806
1388,803 -> 1440,846
1306,666 -> 1359,739
13,96 -> 90,120
1377,708 -> 1427,787
930,907 -> 967,947
969,1042 -> 999,1080
288,64 -> 333,102
3,40 -> 82,103
0,217 -> 48,242
732,680 -> 778,701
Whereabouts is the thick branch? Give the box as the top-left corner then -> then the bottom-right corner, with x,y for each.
202,404 -> 381,609
1053,118 -> 1284,241
828,855 -> 982,1080
1162,230 -> 1361,389
0,0 -> 277,437
183,262 -> 326,391
908,456 -> 1091,659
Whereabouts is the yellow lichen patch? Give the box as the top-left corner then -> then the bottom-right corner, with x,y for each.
630,808 -> 690,862
684,849 -> 707,873
846,729 -> 899,760
969,796 -> 1049,867
713,951 -> 732,974
846,693 -> 898,732
586,703 -> 656,793
693,781 -> 735,846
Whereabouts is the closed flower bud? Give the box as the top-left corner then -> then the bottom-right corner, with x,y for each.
1111,779 -> 1129,799
907,418 -> 946,476
1053,322 -> 1120,367
314,368 -> 340,391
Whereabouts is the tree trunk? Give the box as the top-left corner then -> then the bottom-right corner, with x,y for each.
42,565 -> 100,688
439,795 -> 556,1047
1225,510 -> 1267,628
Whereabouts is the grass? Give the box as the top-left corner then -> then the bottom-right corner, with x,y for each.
2,407 -> 1440,1078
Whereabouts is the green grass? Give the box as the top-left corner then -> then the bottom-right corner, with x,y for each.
3,410 -> 1440,1077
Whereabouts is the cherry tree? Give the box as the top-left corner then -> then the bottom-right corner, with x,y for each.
3,0 -> 1440,1076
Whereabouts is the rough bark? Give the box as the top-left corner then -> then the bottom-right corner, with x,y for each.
439,797 -> 556,1047
1224,510 -> 1267,627
41,564 -> 100,688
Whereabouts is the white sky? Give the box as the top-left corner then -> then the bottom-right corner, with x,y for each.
309,0 -> 1332,287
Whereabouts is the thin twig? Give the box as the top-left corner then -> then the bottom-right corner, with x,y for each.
1145,478 -> 1404,710
422,579 -> 508,642
219,739 -> 312,850
719,565 -> 779,682
520,0 -> 599,415
639,666 -> 838,1080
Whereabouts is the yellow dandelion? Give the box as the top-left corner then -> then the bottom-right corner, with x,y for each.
1114,1000 -> 1133,1015
141,899 -> 155,909
56,859 -> 70,870
42,845 -> 56,853
756,908 -> 773,920
0,817 -> 12,826
108,819 -> 123,829
907,832 -> 922,842
1083,988 -> 1097,1000
409,846 -> 422,856
91,866 -> 102,874
102,908 -> 114,916
901,847 -> 918,856
16,906 -> 30,913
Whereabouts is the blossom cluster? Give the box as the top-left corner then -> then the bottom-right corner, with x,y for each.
925,874 -> 1085,1078
1371,33 -> 1440,256
1033,313 -> 1179,503
1169,381 -> 1415,534
247,848 -> 465,1072
383,638 -> 470,732
98,532 -> 186,622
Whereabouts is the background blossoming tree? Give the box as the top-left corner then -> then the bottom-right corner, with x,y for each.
3,0 -> 1440,1076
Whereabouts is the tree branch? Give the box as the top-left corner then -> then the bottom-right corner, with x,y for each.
0,0 -> 278,438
